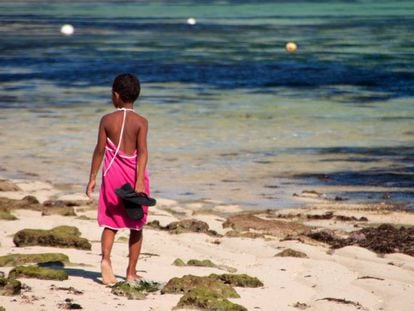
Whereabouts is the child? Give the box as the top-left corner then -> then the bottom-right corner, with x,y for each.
86,73 -> 150,285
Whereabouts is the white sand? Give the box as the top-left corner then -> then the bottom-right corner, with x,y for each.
0,180 -> 413,311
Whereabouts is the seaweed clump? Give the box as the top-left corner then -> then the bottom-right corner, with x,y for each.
0,274 -> 21,296
187,259 -> 216,267
176,288 -> 247,311
0,196 -> 85,217
147,219 -> 221,237
8,266 -> 68,281
208,273 -> 264,288
307,224 -> 414,256
13,226 -> 91,250
111,280 -> 161,300
0,253 -> 69,267
0,209 -> 17,220
172,258 -> 186,266
162,275 -> 239,298
163,273 -> 263,310
275,249 -> 308,258
173,258 -> 237,273
223,214 -> 311,239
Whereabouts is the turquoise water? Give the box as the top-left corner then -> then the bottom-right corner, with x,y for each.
0,1 -> 413,208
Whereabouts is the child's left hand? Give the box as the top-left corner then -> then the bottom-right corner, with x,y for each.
135,179 -> 146,193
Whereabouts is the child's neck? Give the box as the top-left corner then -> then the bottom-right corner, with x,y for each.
118,102 -> 133,110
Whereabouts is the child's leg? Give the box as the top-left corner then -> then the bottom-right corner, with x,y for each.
126,229 -> 143,281
101,227 -> 118,284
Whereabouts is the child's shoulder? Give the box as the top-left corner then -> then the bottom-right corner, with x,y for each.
131,111 -> 148,125
99,111 -> 117,124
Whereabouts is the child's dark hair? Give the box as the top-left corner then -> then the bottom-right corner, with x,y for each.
112,73 -> 141,103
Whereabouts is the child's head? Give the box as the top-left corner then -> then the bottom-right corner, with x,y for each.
112,73 -> 141,106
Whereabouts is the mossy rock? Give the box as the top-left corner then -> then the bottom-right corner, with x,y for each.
0,179 -> 21,191
111,280 -> 161,300
173,258 -> 236,273
117,236 -> 129,243
146,220 -> 162,230
162,275 -> 239,298
0,210 -> 17,220
76,215 -> 94,221
275,249 -> 308,258
187,259 -> 216,268
0,200 -> 18,220
0,253 -> 69,267
0,196 -> 42,212
0,196 -> 77,216
176,287 -> 247,311
42,199 -> 80,216
0,275 -> 21,296
148,219 -> 221,237
13,226 -> 91,250
166,219 -> 221,236
223,214 -> 311,239
41,206 -> 76,217
209,274 -> 263,288
172,258 -> 186,266
0,306 -> 5,311
8,265 -> 68,281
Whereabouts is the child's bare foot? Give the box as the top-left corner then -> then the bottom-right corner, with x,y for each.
101,259 -> 117,285
126,269 -> 142,282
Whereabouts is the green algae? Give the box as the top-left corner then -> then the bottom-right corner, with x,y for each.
0,196 -> 42,212
176,287 -> 248,311
172,258 -> 237,273
161,275 -> 239,298
116,236 -> 129,243
163,273 -> 262,311
13,226 -> 91,250
172,258 -> 186,266
275,249 -> 308,258
0,210 -> 17,220
111,280 -> 161,300
147,219 -> 221,237
42,206 -> 76,216
208,274 -> 264,288
187,259 -> 216,267
0,275 -> 21,296
0,196 -> 79,216
0,253 -> 69,267
8,265 -> 68,281
76,215 -> 94,220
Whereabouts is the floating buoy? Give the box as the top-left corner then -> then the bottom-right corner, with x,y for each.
60,24 -> 75,36
285,42 -> 297,53
187,17 -> 197,25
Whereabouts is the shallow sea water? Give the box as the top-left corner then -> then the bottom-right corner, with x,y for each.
0,1 -> 413,208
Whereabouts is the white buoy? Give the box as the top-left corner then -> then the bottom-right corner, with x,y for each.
60,24 -> 75,36
187,17 -> 197,25
285,42 -> 298,53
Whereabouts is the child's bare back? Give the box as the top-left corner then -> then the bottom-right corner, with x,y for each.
102,110 -> 148,157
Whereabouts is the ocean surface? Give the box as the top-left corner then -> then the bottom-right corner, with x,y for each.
0,0 -> 413,209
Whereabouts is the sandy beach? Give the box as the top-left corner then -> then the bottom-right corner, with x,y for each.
0,178 -> 413,311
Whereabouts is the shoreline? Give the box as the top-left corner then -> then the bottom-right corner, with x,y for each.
0,177 -> 413,310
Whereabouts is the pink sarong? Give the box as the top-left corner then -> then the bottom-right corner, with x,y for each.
97,109 -> 150,231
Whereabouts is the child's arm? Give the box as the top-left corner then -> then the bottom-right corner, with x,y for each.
86,117 -> 107,198
135,118 -> 148,193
